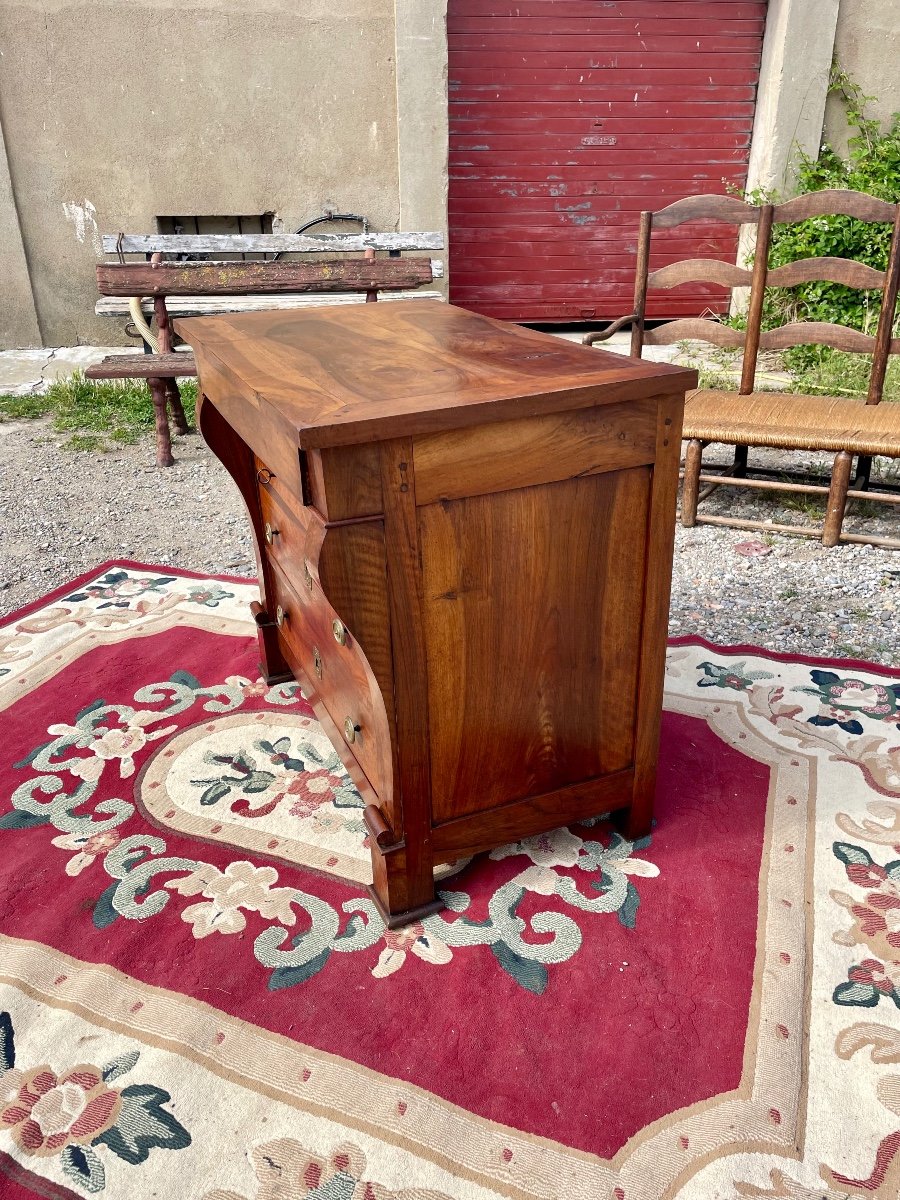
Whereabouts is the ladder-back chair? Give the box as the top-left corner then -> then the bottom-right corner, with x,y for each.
586,190 -> 900,548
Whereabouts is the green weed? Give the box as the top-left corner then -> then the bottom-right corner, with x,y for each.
0,393 -> 54,421
0,372 -> 197,450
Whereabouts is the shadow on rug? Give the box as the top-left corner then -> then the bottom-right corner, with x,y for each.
1,562 -> 898,1199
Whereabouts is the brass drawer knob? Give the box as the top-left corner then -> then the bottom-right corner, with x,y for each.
343,717 -> 361,743
332,618 -> 347,646
256,468 -> 274,486
275,604 -> 287,628
264,522 -> 279,545
313,646 -> 323,679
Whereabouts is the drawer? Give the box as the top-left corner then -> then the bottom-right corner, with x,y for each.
412,398 -> 658,506
257,481 -> 317,598
254,451 -> 309,526
266,557 -> 391,799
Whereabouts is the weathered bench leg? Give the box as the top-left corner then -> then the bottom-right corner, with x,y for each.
823,450 -> 852,547
681,438 -> 703,526
165,380 -> 190,435
148,378 -> 174,467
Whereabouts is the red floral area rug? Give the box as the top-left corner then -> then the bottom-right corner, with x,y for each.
1,562 -> 899,1199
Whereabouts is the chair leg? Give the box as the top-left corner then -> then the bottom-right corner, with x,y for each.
823,450 -> 852,547
165,379 -> 190,435
149,378 -> 174,467
854,454 -> 872,490
732,444 -> 749,477
681,438 -> 703,526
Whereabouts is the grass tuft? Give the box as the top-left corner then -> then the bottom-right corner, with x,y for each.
0,371 -> 197,450
784,348 -> 900,401
0,393 -> 55,421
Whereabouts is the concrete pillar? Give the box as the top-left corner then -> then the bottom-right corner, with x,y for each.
394,0 -> 449,292
825,0 -> 900,154
733,0 -> 839,303
0,112 -> 41,348
744,0 -> 840,198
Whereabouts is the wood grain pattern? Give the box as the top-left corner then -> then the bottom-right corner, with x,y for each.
766,257 -> 886,290
267,553 -> 393,799
647,258 -> 752,290
738,203 -> 773,395
176,301 -> 696,448
432,771 -> 633,860
419,468 -> 651,823
759,322 -> 900,354
643,319 -> 746,348
96,291 -> 444,318
376,439 -> 437,911
310,445 -> 384,520
97,259 -> 433,297
103,232 -> 444,254
413,398 -> 657,505
773,189 -> 896,224
191,303 -> 693,924
626,395 -> 684,839
193,348 -> 305,500
652,193 -> 761,230
85,352 -> 197,379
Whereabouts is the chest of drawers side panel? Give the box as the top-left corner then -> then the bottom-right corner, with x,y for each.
418,465 -> 652,824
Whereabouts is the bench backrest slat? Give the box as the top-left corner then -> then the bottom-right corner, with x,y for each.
96,258 -> 435,298
102,232 -> 444,254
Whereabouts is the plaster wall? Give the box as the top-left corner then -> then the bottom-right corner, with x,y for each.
0,0 -> 402,346
824,0 -> 900,153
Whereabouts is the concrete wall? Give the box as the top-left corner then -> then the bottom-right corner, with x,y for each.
0,0 -> 405,346
1,0 -> 897,348
825,0 -> 900,154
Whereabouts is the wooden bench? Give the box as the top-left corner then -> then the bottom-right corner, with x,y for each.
584,190 -> 900,548
87,232 -> 444,466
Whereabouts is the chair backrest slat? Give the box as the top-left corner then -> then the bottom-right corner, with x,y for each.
757,322 -> 898,354
642,320 -> 746,350
652,194 -> 762,230
767,257 -> 885,289
96,258 -> 434,298
773,189 -> 895,224
647,259 -> 752,290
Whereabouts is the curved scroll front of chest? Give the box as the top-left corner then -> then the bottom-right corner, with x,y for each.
196,391 -> 395,808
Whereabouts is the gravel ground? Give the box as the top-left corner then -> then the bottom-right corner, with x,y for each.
1,420 -> 898,665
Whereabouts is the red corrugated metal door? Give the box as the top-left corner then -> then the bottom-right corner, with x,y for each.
448,0 -> 768,321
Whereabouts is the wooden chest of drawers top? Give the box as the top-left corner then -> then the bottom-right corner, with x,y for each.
176,300 -> 695,449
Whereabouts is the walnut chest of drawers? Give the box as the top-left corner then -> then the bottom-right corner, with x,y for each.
177,301 -> 696,927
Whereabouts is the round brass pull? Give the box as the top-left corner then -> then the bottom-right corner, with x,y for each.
343,717 -> 360,743
264,522 -> 279,546
275,605 -> 287,628
313,647 -> 323,679
332,619 -> 347,646
256,468 -> 274,485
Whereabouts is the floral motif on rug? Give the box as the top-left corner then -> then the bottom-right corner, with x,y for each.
0,562 -> 897,1199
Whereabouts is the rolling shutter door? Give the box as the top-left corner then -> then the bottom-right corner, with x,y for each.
448,0 -> 768,321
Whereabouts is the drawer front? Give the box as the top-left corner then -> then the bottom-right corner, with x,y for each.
257,481 -> 316,597
254,451 -> 310,525
412,398 -> 658,506
267,557 -> 390,798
